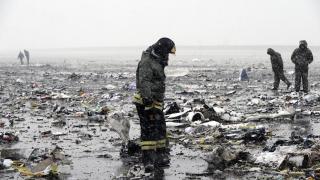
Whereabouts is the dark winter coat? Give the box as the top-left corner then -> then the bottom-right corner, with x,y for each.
270,52 -> 284,73
291,47 -> 313,71
136,50 -> 166,102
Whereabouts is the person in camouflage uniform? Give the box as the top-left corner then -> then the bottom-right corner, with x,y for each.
133,38 -> 176,172
291,40 -> 313,93
267,48 -> 291,90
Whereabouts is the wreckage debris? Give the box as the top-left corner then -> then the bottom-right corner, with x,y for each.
0,132 -> 19,144
205,145 -> 251,170
239,68 -> 249,81
0,146 -> 66,178
96,154 -> 112,159
164,102 -> 180,115
107,111 -> 130,143
68,72 -> 81,80
2,62 -> 320,179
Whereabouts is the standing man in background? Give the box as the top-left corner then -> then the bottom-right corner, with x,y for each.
133,37 -> 176,172
17,51 -> 24,65
24,49 -> 30,65
291,40 -> 313,93
267,48 -> 291,90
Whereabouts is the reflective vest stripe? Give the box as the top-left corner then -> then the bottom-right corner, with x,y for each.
133,93 -> 164,110
140,139 -> 167,150
140,141 -> 157,146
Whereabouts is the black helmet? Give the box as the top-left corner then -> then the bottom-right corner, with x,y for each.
152,37 -> 176,57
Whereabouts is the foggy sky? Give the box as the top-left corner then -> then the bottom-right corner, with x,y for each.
0,0 -> 319,50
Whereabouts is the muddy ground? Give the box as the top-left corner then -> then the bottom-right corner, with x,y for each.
0,57 -> 320,179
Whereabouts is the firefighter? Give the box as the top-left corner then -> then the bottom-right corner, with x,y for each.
133,37 -> 176,172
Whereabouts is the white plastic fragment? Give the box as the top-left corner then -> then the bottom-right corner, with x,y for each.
3,159 -> 13,168
201,121 -> 221,128
166,122 -> 187,127
184,127 -> 194,134
167,109 -> 191,119
213,107 -> 225,115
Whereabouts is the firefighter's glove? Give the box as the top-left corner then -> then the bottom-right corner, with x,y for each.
142,98 -> 153,107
